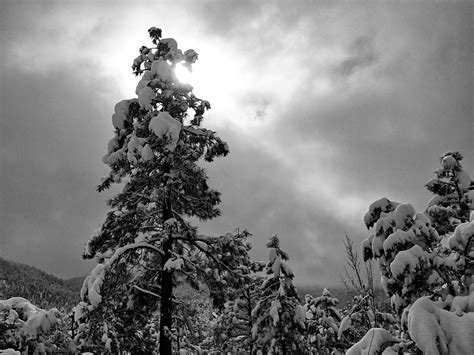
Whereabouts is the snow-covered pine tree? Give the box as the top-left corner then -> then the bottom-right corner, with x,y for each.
349,151 -> 474,354
424,151 -> 474,283
425,151 -> 473,237
75,27 -> 253,354
303,288 -> 342,353
251,235 -> 306,354
360,151 -> 473,312
361,198 -> 447,314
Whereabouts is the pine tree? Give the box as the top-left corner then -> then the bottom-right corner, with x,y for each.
425,151 -> 473,236
75,27 -> 253,354
350,151 -> 474,354
251,235 -> 306,354
362,197 -> 449,313
361,151 -> 473,313
303,288 -> 342,353
424,151 -> 474,283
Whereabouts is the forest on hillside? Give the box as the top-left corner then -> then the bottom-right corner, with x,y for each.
1,27 -> 473,355
0,258 -> 80,311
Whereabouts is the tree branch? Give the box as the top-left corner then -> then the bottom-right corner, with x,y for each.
106,242 -> 164,267
133,284 -> 161,298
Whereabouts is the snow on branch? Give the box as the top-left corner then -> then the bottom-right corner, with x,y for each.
106,241 -> 164,267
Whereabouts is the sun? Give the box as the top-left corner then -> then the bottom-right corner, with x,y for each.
174,63 -> 194,85
173,59 -> 229,105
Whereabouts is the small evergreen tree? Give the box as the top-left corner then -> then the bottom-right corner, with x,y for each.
303,288 -> 342,353
251,235 -> 306,354
424,151 -> 474,283
425,151 -> 473,236
362,198 -> 449,313
75,27 -> 253,354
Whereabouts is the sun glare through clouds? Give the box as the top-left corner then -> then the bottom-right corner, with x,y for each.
175,63 -> 193,85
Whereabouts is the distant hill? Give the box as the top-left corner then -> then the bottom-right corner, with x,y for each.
0,257 -> 385,313
0,257 -> 81,311
63,275 -> 86,294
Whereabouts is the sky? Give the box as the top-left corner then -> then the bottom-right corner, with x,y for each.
0,0 -> 472,287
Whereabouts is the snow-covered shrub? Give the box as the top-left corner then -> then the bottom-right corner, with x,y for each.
346,328 -> 400,355
0,297 -> 71,353
338,293 -> 398,352
251,235 -> 307,354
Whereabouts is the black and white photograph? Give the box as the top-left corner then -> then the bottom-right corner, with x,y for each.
1,0 -> 473,353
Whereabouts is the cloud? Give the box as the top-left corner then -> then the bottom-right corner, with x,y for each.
198,132 -> 352,284
194,1 -> 473,284
1,0 -> 472,287
335,35 -> 378,77
0,63 -> 117,277
192,0 -> 265,37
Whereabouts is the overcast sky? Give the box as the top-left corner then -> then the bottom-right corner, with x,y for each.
1,0 -> 472,286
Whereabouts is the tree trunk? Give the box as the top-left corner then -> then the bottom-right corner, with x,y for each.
159,236 -> 173,354
159,161 -> 174,355
247,288 -> 255,355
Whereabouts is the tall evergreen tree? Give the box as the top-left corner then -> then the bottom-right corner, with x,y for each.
75,27 -> 252,354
